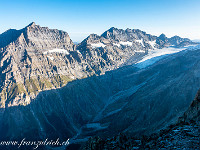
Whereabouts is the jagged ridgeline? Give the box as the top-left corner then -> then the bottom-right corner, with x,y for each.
0,22 -> 192,108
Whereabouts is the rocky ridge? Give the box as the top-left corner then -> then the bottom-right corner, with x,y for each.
0,23 -> 193,108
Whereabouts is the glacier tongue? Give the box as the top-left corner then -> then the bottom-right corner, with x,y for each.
135,45 -> 197,69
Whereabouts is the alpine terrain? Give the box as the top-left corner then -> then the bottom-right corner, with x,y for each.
0,22 -> 199,150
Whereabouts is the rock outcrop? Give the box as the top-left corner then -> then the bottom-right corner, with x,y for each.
179,89 -> 200,122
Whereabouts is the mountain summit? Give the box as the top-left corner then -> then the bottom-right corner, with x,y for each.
0,22 -> 75,107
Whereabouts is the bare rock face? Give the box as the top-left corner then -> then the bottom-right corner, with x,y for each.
24,22 -> 75,51
101,27 -> 156,44
179,89 -> 200,122
156,33 -> 191,48
0,22 -> 77,107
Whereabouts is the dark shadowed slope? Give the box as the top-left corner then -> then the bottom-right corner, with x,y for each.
0,46 -> 200,150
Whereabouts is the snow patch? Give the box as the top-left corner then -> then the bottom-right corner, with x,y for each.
113,43 -> 120,47
44,49 -> 70,55
135,50 -> 146,53
148,40 -> 156,49
76,50 -> 81,54
47,56 -> 54,61
136,39 -> 144,47
91,43 -> 106,48
70,76 -> 75,79
120,41 -> 132,46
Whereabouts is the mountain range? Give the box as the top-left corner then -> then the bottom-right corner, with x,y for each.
0,22 -> 199,150
0,22 -> 193,108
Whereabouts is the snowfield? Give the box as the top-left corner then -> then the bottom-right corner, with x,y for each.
136,45 -> 197,69
43,49 -> 70,55
148,40 -> 156,48
135,39 -> 144,47
134,50 -> 146,53
119,41 -> 133,46
113,43 -> 121,47
47,56 -> 54,60
91,43 -> 106,48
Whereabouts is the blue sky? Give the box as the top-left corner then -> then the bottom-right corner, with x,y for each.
0,0 -> 200,42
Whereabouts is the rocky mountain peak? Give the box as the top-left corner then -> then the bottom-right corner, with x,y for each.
158,33 -> 167,40
0,22 -> 75,52
24,22 -> 74,51
0,23 -> 77,107
101,27 -> 117,39
107,27 -> 118,32
125,28 -> 133,33
77,33 -> 102,50
86,34 -> 101,41
101,27 -> 157,43
26,22 -> 36,27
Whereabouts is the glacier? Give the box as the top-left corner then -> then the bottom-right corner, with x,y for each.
135,45 -> 197,69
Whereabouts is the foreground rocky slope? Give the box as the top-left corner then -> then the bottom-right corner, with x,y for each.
83,121 -> 200,149
84,89 -> 200,150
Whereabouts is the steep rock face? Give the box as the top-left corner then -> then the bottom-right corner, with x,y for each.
101,27 -> 156,43
169,35 -> 190,46
156,34 -> 191,48
0,29 -> 21,48
0,22 -> 77,108
179,89 -> 200,122
23,22 -> 75,51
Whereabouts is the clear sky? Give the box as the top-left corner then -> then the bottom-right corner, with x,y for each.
0,0 -> 200,42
